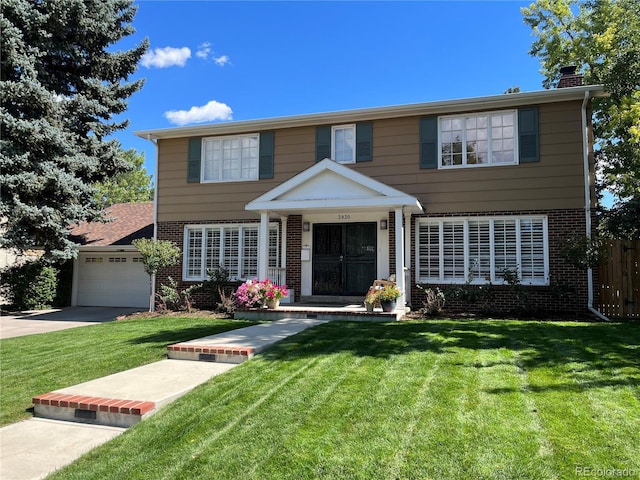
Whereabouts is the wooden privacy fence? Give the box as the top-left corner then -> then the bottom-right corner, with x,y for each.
598,239 -> 640,319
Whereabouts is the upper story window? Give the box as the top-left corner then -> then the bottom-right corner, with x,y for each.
202,134 -> 259,182
332,125 -> 356,164
440,111 -> 517,168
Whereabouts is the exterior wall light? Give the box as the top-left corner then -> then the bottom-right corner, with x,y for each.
380,219 -> 388,230
303,221 -> 310,232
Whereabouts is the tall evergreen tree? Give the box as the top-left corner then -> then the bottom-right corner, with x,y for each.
0,0 -> 148,261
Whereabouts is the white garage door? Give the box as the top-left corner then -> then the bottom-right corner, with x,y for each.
76,253 -> 149,308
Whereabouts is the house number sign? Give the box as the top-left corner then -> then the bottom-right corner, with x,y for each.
338,214 -> 351,220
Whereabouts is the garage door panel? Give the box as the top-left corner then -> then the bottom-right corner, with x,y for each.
77,254 -> 148,308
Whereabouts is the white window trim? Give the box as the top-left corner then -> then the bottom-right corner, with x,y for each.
331,124 -> 356,164
415,215 -> 549,286
200,133 -> 260,184
437,110 -> 519,169
183,222 -> 279,281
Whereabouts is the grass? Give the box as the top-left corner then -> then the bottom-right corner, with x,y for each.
0,316 -> 256,426
39,318 -> 639,480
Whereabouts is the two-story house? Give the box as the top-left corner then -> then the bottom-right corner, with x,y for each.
136,73 -> 605,315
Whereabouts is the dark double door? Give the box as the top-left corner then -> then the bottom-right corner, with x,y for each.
312,223 -> 377,296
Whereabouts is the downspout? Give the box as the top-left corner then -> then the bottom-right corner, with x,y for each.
147,134 -> 159,312
581,91 -> 609,321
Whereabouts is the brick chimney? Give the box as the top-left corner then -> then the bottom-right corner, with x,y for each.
557,66 -> 584,88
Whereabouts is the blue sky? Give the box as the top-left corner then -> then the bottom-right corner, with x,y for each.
116,1 -> 547,177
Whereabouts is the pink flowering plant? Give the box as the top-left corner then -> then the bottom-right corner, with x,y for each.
233,278 -> 288,308
262,279 -> 288,301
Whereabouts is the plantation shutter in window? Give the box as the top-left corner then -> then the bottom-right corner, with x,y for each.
419,117 -> 438,169
518,107 -> 539,163
187,138 -> 202,183
316,126 -> 331,162
259,131 -> 275,179
355,122 -> 373,162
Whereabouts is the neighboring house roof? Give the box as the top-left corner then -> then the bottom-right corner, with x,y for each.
69,202 -> 154,247
134,85 -> 606,140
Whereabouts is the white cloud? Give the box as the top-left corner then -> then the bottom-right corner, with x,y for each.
213,55 -> 230,67
195,41 -> 230,66
196,42 -> 211,60
164,100 -> 233,126
141,46 -> 191,68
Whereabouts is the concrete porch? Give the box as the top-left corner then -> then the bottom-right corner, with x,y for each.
234,297 -> 408,322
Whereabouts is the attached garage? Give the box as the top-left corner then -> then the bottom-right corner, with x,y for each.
69,202 -> 154,309
76,252 -> 149,308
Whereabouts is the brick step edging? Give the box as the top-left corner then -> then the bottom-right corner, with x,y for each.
33,392 -> 155,416
167,344 -> 256,356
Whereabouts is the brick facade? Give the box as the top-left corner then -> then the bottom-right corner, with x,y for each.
158,209 -> 592,316
407,208 -> 591,316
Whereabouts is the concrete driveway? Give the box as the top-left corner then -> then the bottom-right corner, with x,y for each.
0,307 -> 144,339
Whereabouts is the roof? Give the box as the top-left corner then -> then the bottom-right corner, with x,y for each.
135,85 -> 606,140
69,202 -> 154,247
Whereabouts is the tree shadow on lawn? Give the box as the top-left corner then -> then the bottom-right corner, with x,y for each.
260,319 -> 640,393
125,320 -> 257,347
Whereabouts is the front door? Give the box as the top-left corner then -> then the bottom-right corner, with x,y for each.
312,223 -> 377,296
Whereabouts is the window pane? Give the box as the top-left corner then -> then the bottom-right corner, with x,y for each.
241,227 -> 258,278
269,227 -> 279,269
418,222 -> 440,280
442,221 -> 465,280
520,219 -> 545,282
494,220 -> 518,280
468,220 -> 491,281
205,228 -> 221,272
186,229 -> 203,278
203,135 -> 258,181
223,228 -> 240,278
334,126 -> 355,163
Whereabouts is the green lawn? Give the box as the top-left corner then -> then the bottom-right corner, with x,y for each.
0,316 -> 256,426
41,319 -> 639,480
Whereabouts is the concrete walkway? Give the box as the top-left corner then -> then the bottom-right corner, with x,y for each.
0,307 -> 142,339
0,317 -> 327,480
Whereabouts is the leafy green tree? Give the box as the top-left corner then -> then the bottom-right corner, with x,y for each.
522,0 -> 640,206
0,0 -> 148,262
94,148 -> 153,206
132,238 -> 181,311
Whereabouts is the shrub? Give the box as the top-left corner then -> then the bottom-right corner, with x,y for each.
416,285 -> 446,316
156,277 -> 201,313
1,261 -> 58,310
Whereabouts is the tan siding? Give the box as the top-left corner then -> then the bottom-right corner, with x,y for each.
157,100 -> 587,221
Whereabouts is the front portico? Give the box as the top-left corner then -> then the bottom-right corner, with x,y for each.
246,159 -> 423,309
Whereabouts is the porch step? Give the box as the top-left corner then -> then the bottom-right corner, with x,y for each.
168,318 -> 328,362
31,360 -> 235,428
235,306 -> 407,322
32,393 -> 155,428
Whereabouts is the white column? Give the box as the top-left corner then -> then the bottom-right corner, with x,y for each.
404,211 -> 412,308
281,217 -> 288,285
395,207 -> 406,310
258,211 -> 269,280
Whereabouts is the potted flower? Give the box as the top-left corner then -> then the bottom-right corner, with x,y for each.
364,287 -> 379,312
262,280 -> 288,309
377,284 -> 401,312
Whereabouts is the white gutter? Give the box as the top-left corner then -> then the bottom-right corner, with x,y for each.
147,134 -> 159,312
581,91 -> 609,321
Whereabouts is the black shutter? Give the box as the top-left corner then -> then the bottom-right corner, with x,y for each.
316,126 -> 331,162
355,122 -> 373,162
419,117 -> 438,169
187,137 -> 202,183
259,131 -> 275,179
518,107 -> 539,163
